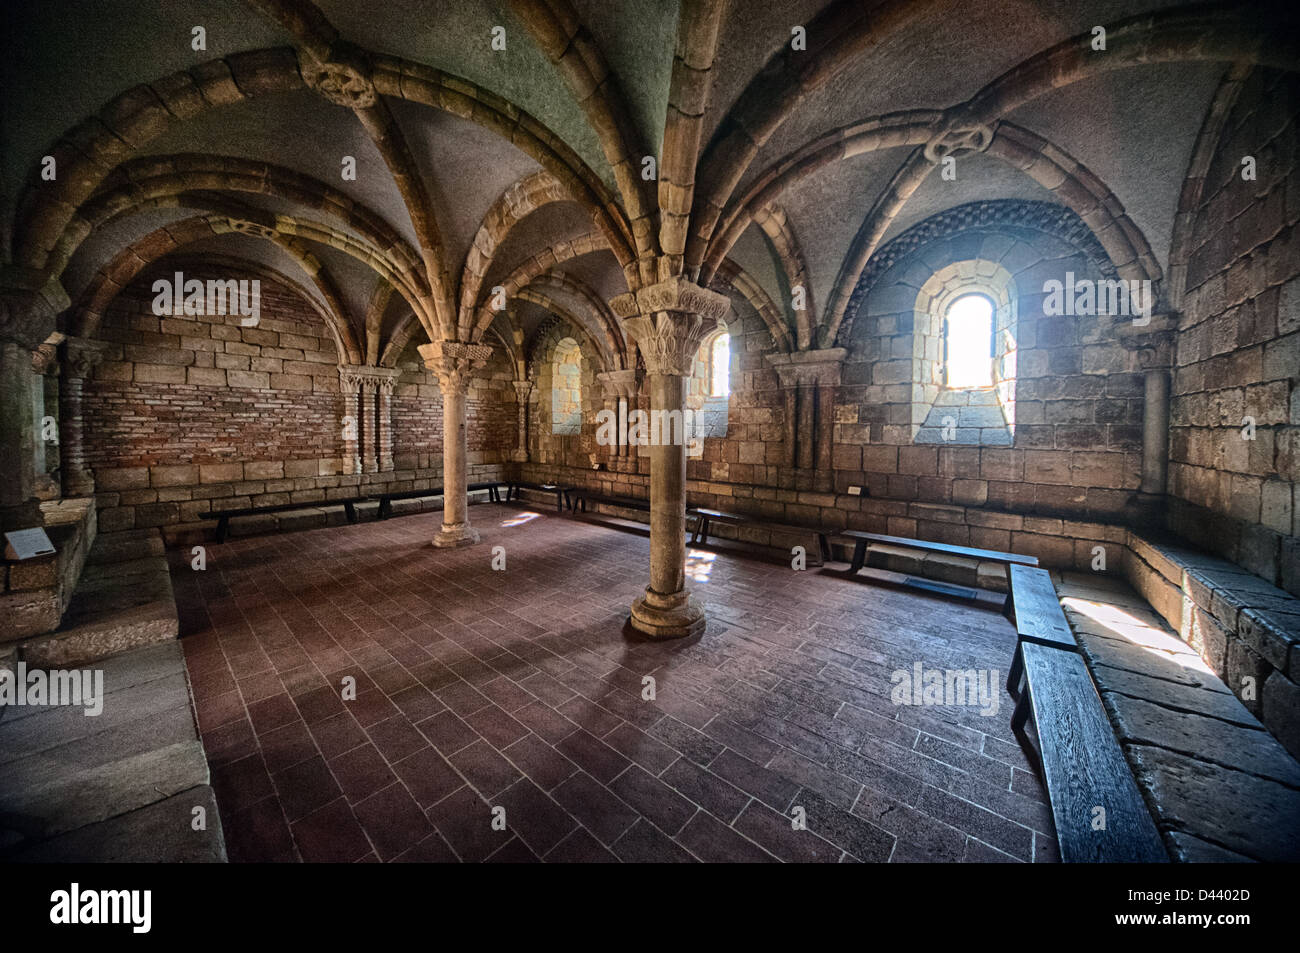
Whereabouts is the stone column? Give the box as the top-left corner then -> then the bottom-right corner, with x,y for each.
376,375 -> 396,471
420,340 -> 493,547
359,379 -> 379,473
59,337 -> 108,497
612,278 -> 729,640
338,368 -> 362,475
765,349 -> 846,487
511,379 -> 532,462
1117,317 -> 1176,504
598,369 -> 638,462
0,270 -> 67,532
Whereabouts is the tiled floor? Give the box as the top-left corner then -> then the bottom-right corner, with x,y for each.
173,503 -> 1057,862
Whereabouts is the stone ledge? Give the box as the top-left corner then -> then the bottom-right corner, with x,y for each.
1058,572 -> 1300,863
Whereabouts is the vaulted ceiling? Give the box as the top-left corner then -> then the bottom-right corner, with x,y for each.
4,0 -> 1297,365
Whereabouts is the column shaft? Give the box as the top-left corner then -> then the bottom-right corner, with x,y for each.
1141,368 -> 1170,496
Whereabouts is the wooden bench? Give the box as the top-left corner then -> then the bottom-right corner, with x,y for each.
505,481 -> 574,512
213,497 -> 362,543
690,508 -> 831,564
373,482 -> 504,520
1004,564 -> 1076,694
569,490 -> 707,527
823,529 -> 1040,579
1006,565 -> 1167,863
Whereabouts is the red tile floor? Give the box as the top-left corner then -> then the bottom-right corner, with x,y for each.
173,503 -> 1058,862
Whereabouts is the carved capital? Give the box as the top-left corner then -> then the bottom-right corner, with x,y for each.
419,341 -> 492,393
614,278 -> 730,377
623,312 -> 715,377
62,336 -> 109,379
765,348 -> 848,387
0,268 -> 68,351
597,368 -> 639,400
1115,312 -> 1178,368
511,379 -> 533,402
632,276 -> 731,325
300,43 -> 376,109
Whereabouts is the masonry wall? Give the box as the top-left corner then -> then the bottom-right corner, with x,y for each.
80,267 -> 513,532
1169,68 -> 1300,597
523,222 -> 1146,570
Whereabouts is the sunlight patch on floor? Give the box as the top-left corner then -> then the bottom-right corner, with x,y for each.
1062,596 -> 1212,674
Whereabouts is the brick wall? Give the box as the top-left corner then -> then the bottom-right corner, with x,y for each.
1169,68 -> 1300,596
80,266 -> 513,530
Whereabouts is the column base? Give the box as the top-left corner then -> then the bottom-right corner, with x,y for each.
433,522 -> 480,548
629,587 -> 705,640
511,450 -> 529,463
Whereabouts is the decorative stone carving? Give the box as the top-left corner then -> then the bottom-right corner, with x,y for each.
617,278 -> 730,378
0,269 -> 69,351
227,218 -> 278,241
300,45 -> 377,109
596,368 -> 638,400
923,123 -> 994,164
418,341 -> 493,392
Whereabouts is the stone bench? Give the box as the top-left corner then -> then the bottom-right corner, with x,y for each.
1125,531 -> 1300,761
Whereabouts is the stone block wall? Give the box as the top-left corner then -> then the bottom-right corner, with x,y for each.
1169,69 -> 1300,597
78,270 -> 513,531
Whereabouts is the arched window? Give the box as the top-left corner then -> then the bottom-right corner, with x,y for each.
943,293 -> 994,388
551,337 -> 582,435
709,333 -> 730,397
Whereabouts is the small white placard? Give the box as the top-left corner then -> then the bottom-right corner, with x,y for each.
4,527 -> 56,561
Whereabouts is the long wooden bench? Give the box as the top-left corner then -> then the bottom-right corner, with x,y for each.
213,497 -> 363,543
690,507 -> 831,564
505,481 -> 574,512
1005,565 -> 1167,863
823,529 -> 1039,577
373,482 -> 505,520
568,489 -> 706,526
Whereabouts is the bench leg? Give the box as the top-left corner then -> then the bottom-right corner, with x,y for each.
216,516 -> 229,544
379,500 -> 390,520
848,540 -> 867,573
1010,688 -> 1042,776
344,502 -> 356,524
555,491 -> 563,512
817,533 -> 831,564
1006,644 -> 1024,698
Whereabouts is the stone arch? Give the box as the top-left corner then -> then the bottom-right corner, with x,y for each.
457,170 -> 574,339
69,217 -> 362,365
527,314 -> 602,466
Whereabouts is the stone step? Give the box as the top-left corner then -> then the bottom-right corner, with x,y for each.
85,527 -> 165,564
16,530 -> 178,668
0,641 -> 225,861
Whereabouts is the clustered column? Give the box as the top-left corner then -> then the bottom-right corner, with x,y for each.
338,365 -> 400,475
597,369 -> 639,464
1117,315 -> 1176,510
337,368 -> 363,475
511,379 -> 532,462
419,341 -> 493,548
59,336 -> 109,497
611,278 -> 729,640
764,348 -> 846,492
0,271 -> 67,533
